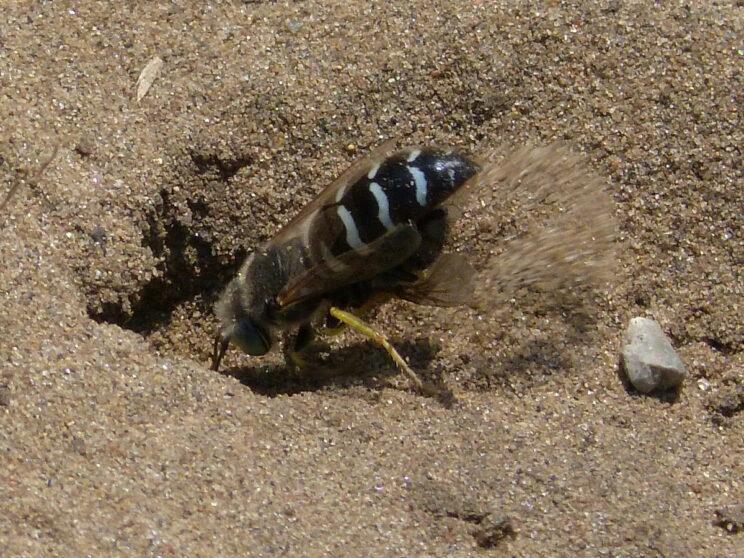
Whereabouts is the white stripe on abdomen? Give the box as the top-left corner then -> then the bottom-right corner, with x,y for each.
336,205 -> 366,251
407,165 -> 428,206
368,181 -> 394,230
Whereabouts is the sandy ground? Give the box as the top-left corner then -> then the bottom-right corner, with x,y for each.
1,1 -> 742,556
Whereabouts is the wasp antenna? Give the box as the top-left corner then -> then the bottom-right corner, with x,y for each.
211,332 -> 230,371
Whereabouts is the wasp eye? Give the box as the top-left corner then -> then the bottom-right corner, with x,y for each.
232,318 -> 271,356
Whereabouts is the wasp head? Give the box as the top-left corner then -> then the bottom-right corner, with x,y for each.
211,249 -> 285,371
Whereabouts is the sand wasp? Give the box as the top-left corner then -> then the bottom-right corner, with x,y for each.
211,141 -> 615,392
211,141 -> 491,391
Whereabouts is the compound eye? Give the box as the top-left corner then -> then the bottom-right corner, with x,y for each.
232,318 -> 271,356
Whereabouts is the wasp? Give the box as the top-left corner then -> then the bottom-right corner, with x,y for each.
210,141 -> 490,391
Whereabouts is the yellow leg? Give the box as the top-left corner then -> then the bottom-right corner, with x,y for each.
321,324 -> 347,337
321,297 -> 388,337
329,306 -> 424,391
288,350 -> 309,370
282,329 -> 312,373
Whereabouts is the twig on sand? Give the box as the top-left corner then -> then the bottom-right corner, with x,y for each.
0,143 -> 59,222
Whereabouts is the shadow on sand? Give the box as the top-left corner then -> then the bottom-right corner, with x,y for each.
217,337 -> 441,398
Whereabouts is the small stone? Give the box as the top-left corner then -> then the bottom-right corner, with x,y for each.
706,384 -> 744,426
714,504 -> 744,534
286,19 -> 302,33
0,386 -> 10,406
473,515 -> 518,548
90,225 -> 107,244
71,436 -> 87,456
621,317 -> 686,393
75,137 -> 95,157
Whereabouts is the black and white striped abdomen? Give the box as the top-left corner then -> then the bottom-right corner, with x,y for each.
308,148 -> 480,260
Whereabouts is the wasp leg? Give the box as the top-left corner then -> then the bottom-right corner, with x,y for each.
322,293 -> 392,336
282,323 -> 316,372
211,332 -> 229,372
294,322 -> 316,352
320,315 -> 347,337
328,306 -> 427,393
286,348 -> 309,371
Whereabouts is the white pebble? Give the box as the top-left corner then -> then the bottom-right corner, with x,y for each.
621,317 -> 686,393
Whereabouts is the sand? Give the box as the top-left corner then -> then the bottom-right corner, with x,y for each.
1,1 -> 741,556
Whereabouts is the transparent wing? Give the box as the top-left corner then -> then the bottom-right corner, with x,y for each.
277,224 -> 422,309
273,139 -> 399,244
396,253 -> 476,307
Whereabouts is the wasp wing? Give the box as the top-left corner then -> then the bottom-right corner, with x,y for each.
277,224 -> 422,309
273,139 -> 399,244
396,253 -> 476,307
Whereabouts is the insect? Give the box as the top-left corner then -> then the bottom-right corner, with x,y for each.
211,142 -> 486,391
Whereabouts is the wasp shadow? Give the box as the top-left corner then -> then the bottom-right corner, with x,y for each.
472,288 -> 609,390
477,337 -> 575,390
219,337 -> 440,397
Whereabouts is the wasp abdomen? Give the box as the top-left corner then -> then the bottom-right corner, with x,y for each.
316,148 -> 480,258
